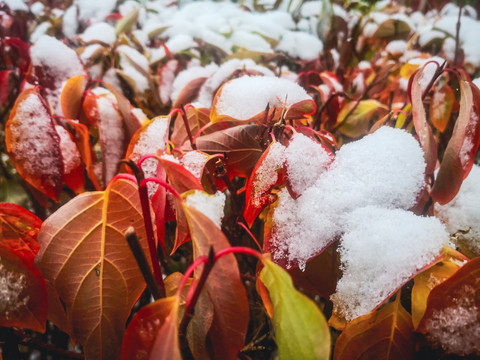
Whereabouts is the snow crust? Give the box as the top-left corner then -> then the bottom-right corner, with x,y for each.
0,263 -> 29,320
270,127 -> 426,270
80,22 -> 116,44
331,206 -> 448,321
55,125 -> 81,174
180,151 -> 209,181
184,190 -> 226,228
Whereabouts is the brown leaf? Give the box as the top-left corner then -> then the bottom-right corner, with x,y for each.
5,88 -> 63,201
410,68 -> 437,175
172,77 -> 208,110
36,178 -> 150,359
171,106 -> 210,148
194,124 -> 263,177
334,293 -> 415,360
182,202 -> 249,360
431,80 -> 480,204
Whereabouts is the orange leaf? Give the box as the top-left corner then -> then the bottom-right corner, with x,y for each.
431,80 -> 480,204
430,82 -> 455,132
0,247 -> 47,333
60,74 -> 87,120
66,119 -> 102,190
182,202 -> 249,360
417,257 -> 480,356
36,178 -> 150,359
5,88 -> 63,201
334,293 -> 415,360
411,259 -> 459,329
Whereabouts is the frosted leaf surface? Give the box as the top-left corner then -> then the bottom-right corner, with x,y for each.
55,125 -> 81,175
435,165 -> 480,254
0,263 -> 28,320
8,92 -> 63,187
129,116 -> 169,181
285,133 -> 332,195
331,206 -> 448,321
214,76 -> 311,120
180,151 -> 209,181
30,35 -> 85,115
184,190 -> 226,229
425,285 -> 480,356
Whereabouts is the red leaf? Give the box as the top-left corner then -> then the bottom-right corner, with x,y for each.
410,68 -> 437,175
0,203 -> 42,261
121,296 -> 182,360
3,37 -> 30,73
5,88 -> 63,201
243,141 -> 286,227
431,80 -> 480,204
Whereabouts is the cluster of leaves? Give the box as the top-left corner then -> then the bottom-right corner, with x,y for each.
1,0 -> 480,359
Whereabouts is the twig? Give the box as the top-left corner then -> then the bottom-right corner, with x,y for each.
215,158 -> 239,210
125,227 -> 164,299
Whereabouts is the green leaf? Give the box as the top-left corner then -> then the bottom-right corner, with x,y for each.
259,257 -> 331,360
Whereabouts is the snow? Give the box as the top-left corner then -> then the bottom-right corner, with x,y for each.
285,133 -> 332,195
180,151 -> 209,180
129,116 -> 170,181
195,59 -> 274,108
473,78 -> 480,90
30,23 -> 51,44
386,40 -> 407,55
276,31 -> 323,60
270,127 -> 427,269
435,165 -> 480,255
171,62 -> 218,103
150,34 -> 198,63
30,35 -> 85,115
63,6 -> 78,38
214,76 -> 311,120
0,263 -> 28,320
184,190 -> 226,228
3,0 -> 27,11
30,2 -> 45,15
116,45 -> 150,93
252,142 -> 286,206
331,206 -> 448,321
8,92 -> 63,185
74,0 -> 117,22
55,125 -> 81,175
80,22 -> 116,44
425,284 -> 480,356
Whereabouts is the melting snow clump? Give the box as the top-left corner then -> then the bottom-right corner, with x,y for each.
185,190 -> 226,228
0,263 -> 29,320
331,206 -> 449,321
